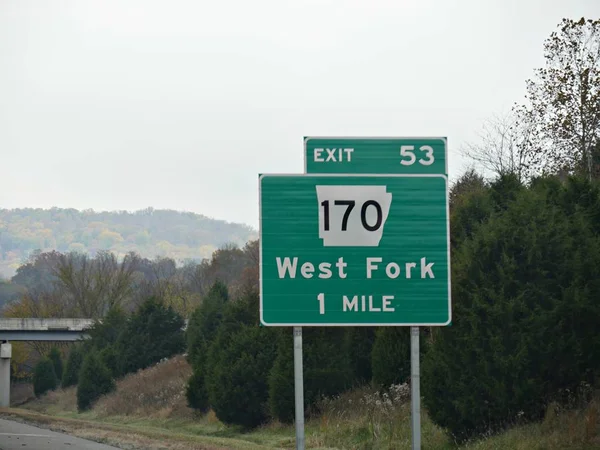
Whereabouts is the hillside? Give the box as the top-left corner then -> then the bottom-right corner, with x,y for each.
0,207 -> 257,279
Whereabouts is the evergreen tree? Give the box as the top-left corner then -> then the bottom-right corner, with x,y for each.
203,290 -> 277,427
268,329 -> 295,424
62,345 -> 83,388
48,347 -> 63,382
99,346 -> 119,378
185,281 -> 229,411
33,357 -> 57,397
116,297 -> 185,376
371,327 -> 411,388
268,327 -> 351,423
185,360 -> 209,412
208,324 -> 277,428
345,327 -> 376,386
85,306 -> 127,352
77,351 -> 115,412
186,280 -> 229,365
423,177 -> 600,441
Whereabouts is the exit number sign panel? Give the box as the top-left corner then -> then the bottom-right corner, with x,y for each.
259,173 -> 450,326
304,137 -> 447,175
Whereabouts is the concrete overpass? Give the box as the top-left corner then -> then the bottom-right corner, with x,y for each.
0,318 -> 95,408
0,318 -> 94,341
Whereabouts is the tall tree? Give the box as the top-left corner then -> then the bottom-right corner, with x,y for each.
460,113 -> 530,181
516,18 -> 600,180
54,251 -> 139,318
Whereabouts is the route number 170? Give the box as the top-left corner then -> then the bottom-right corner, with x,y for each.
320,199 -> 383,232
400,145 -> 434,166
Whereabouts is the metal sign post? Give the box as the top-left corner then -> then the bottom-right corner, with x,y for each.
293,327 -> 305,450
410,326 -> 421,449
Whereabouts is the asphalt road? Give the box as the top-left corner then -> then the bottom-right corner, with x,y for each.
0,418 -> 121,450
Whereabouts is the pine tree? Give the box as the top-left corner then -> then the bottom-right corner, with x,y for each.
345,327 -> 376,385
371,327 -> 411,388
185,281 -> 229,411
62,345 -> 83,388
207,324 -> 277,428
186,280 -> 229,366
33,357 -> 57,397
423,177 -> 600,441
117,297 -> 185,376
77,351 -> 115,412
268,327 -> 351,422
48,347 -> 63,382
268,329 -> 295,424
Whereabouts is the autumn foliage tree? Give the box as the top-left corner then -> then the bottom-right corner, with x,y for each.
515,18 -> 600,180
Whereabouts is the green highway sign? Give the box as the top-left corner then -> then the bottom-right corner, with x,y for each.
259,173 -> 450,326
304,137 -> 447,175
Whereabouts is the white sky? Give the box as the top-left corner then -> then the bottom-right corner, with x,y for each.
1,0 -> 599,230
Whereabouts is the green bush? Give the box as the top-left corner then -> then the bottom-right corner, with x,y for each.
203,290 -> 277,428
186,280 -> 229,366
345,327 -> 376,385
117,297 -> 185,376
77,351 -> 115,412
185,281 -> 230,412
62,345 -> 83,388
422,177 -> 600,442
48,347 -> 63,382
371,327 -> 411,388
185,361 -> 209,412
85,307 -> 127,352
33,357 -> 57,397
99,346 -> 119,378
268,327 -> 351,423
207,324 -> 277,428
268,330 -> 295,424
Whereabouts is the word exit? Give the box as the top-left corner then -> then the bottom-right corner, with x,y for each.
313,148 -> 354,162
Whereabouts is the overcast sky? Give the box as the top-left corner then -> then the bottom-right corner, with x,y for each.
1,0 -> 599,229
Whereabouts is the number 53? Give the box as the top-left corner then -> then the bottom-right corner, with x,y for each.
400,145 -> 434,166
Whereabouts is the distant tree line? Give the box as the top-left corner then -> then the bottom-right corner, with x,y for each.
1,241 -> 258,379
0,207 -> 257,279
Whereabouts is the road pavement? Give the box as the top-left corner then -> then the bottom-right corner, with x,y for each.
0,418 -> 121,450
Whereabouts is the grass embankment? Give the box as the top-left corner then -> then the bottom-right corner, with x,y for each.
3,355 -> 598,450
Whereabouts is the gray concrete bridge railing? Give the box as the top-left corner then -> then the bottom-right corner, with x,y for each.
0,318 -> 95,408
0,318 -> 95,341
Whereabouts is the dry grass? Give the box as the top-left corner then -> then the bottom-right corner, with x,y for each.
24,385 -> 77,415
95,354 -> 194,419
10,382 -> 34,406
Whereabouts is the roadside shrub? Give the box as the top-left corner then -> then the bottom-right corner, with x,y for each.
77,351 -> 115,412
423,178 -> 600,442
185,281 -> 228,412
186,280 -> 229,366
185,361 -> 209,413
268,330 -> 295,424
208,324 -> 277,428
85,306 -> 127,352
48,347 -> 63,382
33,357 -> 57,397
268,327 -> 352,423
345,327 -> 376,385
371,327 -> 411,388
62,345 -> 83,388
99,346 -> 119,378
117,297 -> 185,376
